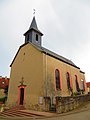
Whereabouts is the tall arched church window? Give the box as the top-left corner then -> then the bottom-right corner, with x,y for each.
75,75 -> 80,92
55,69 -> 60,90
66,72 -> 71,90
81,79 -> 85,91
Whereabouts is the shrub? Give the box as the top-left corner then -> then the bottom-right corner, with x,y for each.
0,97 -> 5,103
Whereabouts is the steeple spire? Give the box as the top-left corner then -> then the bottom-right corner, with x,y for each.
24,16 -> 43,47
29,16 -> 38,30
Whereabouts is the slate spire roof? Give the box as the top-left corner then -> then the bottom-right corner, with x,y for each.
24,16 -> 43,36
29,16 -> 38,30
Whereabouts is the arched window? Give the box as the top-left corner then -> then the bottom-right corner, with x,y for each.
55,69 -> 60,90
81,79 -> 85,91
66,72 -> 71,90
75,75 -> 80,92
27,34 -> 29,41
36,34 -> 38,41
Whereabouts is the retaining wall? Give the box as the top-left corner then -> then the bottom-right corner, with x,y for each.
56,94 -> 90,113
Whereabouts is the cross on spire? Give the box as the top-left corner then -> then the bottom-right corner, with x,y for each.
33,9 -> 36,16
20,77 -> 24,85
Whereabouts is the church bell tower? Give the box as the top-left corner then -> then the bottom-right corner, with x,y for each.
24,16 -> 43,47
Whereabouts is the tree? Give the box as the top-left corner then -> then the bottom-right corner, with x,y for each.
4,85 -> 8,95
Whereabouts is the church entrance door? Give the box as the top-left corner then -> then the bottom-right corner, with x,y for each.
20,88 -> 24,105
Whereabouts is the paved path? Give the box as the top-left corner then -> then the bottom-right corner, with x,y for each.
42,109 -> 90,120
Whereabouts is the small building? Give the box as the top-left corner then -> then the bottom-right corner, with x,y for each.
7,16 -> 87,111
86,82 -> 90,94
0,76 -> 9,98
0,76 -> 9,89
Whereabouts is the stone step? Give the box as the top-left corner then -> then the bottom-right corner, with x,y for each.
0,112 -> 17,117
0,110 -> 36,117
19,110 -> 45,116
0,105 -> 26,117
0,108 -> 45,118
0,113 -> 34,118
0,105 -> 47,118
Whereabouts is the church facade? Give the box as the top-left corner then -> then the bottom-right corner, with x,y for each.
7,16 -> 87,110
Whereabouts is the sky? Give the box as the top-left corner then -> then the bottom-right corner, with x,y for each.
0,0 -> 90,82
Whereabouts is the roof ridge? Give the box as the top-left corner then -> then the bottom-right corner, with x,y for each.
10,42 -> 79,69
42,47 -> 75,63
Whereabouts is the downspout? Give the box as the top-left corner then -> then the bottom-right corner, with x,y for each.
45,52 -> 48,97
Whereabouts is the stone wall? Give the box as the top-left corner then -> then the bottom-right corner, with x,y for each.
56,94 -> 90,113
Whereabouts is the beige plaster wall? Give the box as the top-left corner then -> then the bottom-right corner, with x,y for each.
7,44 -> 43,107
43,54 -> 87,97
7,44 -> 87,108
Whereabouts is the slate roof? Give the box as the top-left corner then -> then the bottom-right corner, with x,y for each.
33,43 -> 79,69
10,42 -> 80,69
29,16 -> 38,29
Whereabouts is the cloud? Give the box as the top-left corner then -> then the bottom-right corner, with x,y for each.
49,0 -> 90,81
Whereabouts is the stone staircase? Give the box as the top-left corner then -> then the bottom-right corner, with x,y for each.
0,105 -> 44,118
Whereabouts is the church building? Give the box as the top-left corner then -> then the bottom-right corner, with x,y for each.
7,16 -> 87,110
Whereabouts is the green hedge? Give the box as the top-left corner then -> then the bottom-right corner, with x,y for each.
0,97 -> 5,102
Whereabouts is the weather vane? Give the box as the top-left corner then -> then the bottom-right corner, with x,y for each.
33,9 -> 36,16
